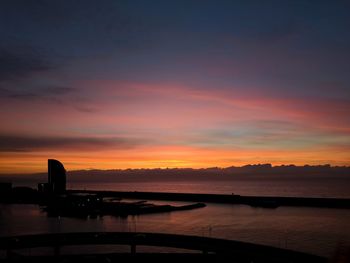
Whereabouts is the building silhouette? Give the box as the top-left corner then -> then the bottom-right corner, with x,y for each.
48,159 -> 66,194
38,159 -> 66,194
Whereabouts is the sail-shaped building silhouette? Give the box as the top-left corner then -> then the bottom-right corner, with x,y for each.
48,159 -> 66,194
38,159 -> 66,194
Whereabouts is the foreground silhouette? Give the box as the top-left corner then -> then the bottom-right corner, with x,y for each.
0,232 -> 326,263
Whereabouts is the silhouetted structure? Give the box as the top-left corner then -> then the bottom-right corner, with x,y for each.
0,182 -> 12,193
0,232 -> 327,263
37,182 -> 51,193
0,182 -> 12,200
48,159 -> 66,194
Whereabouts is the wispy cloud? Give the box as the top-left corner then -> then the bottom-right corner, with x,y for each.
0,135 -> 147,152
0,86 -> 75,100
0,46 -> 53,82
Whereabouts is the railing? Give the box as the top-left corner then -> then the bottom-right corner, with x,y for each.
0,232 -> 326,262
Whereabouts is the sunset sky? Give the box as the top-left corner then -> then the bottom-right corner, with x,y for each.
0,0 -> 350,173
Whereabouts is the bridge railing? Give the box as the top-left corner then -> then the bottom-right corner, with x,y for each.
0,232 -> 326,262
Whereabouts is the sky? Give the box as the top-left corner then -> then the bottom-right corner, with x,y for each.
0,0 -> 350,173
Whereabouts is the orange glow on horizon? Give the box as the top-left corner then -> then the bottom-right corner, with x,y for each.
1,144 -> 349,174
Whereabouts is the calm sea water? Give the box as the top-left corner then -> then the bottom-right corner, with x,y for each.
1,175 -> 350,258
67,174 -> 350,198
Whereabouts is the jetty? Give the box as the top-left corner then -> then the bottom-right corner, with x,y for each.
68,190 -> 350,209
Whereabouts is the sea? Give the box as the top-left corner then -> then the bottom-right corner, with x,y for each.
1,174 -> 350,258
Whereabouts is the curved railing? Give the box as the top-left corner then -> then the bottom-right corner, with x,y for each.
0,232 -> 326,262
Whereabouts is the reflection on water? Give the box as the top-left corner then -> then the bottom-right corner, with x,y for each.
1,203 -> 350,258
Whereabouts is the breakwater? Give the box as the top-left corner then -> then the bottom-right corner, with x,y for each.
68,190 -> 350,208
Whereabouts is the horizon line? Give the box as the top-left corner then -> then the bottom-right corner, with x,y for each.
1,163 -> 350,176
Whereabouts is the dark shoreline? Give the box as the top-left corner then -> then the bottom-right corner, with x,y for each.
67,190 -> 350,209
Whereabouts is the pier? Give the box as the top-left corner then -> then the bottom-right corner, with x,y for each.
67,190 -> 350,209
